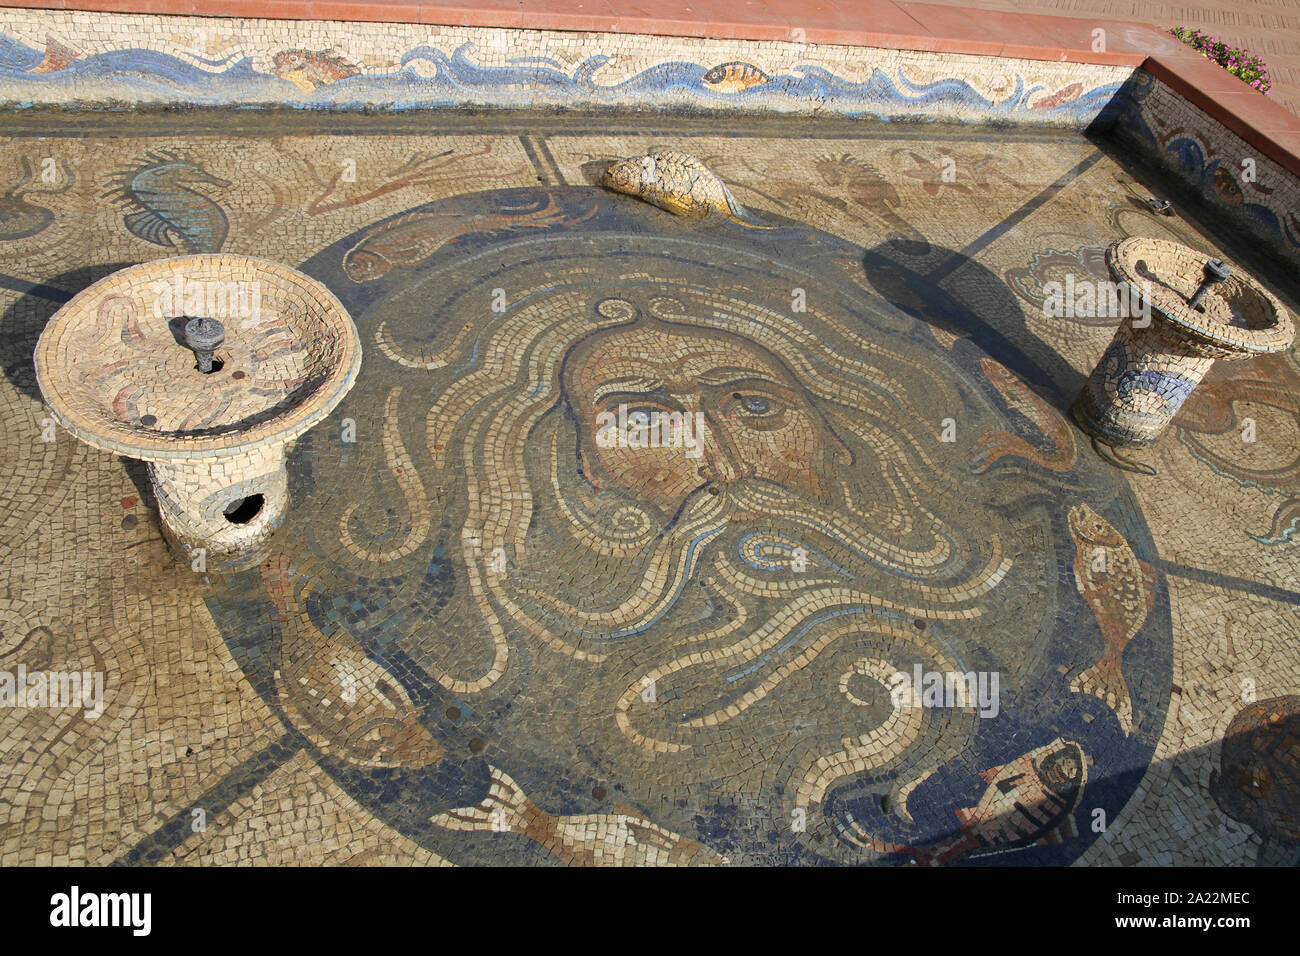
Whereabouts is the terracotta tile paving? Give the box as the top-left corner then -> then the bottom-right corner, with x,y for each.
1003,0 -> 1300,115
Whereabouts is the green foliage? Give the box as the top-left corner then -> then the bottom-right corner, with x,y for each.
1169,26 -> 1271,94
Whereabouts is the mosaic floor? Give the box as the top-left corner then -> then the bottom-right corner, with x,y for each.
1,112 -> 1297,866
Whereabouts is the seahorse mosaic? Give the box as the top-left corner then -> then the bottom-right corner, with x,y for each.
105,150 -> 230,253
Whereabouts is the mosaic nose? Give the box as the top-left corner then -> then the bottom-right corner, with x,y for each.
696,418 -> 754,484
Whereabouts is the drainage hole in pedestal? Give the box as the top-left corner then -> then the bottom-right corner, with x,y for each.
223,494 -> 264,524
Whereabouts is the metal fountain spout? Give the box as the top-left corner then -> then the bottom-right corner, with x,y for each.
1187,258 -> 1231,313
184,316 -> 226,373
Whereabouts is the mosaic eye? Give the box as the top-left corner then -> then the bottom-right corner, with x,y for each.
735,395 -> 777,416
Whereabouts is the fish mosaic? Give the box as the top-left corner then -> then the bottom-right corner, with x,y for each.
341,192 -> 596,282
1067,504 -> 1158,736
702,61 -> 769,93
1030,81 -> 1083,111
272,49 -> 361,92
602,148 -> 769,226
848,738 -> 1089,865
973,357 -> 1078,473
262,555 -> 445,769
921,738 -> 1088,864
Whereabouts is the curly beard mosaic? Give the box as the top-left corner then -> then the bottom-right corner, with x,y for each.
1,114 -> 1296,866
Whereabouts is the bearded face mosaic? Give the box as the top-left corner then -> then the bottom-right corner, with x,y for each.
2,112 -> 1298,866
205,183 -> 1173,866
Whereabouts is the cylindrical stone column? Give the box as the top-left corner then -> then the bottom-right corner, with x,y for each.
148,444 -> 289,567
1072,238 -> 1292,449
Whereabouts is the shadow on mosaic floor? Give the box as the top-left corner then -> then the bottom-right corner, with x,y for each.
112,687 -> 1299,866
0,262 -> 132,404
1,262 -> 161,511
856,239 -> 1086,415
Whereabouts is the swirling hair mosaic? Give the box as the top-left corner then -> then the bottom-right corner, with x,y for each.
0,9 -> 1128,124
205,186 -> 1172,865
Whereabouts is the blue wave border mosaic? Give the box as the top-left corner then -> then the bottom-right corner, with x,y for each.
0,9 -> 1129,125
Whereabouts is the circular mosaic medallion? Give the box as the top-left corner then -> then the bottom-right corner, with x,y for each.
208,187 -> 1171,865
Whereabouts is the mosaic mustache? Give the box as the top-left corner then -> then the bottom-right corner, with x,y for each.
607,491 -> 988,664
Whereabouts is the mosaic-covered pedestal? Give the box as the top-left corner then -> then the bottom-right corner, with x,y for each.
147,445 -> 291,561
1072,237 -> 1293,447
34,254 -> 361,568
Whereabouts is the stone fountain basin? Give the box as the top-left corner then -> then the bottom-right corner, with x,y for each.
34,254 -> 361,462
1111,237 -> 1293,358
